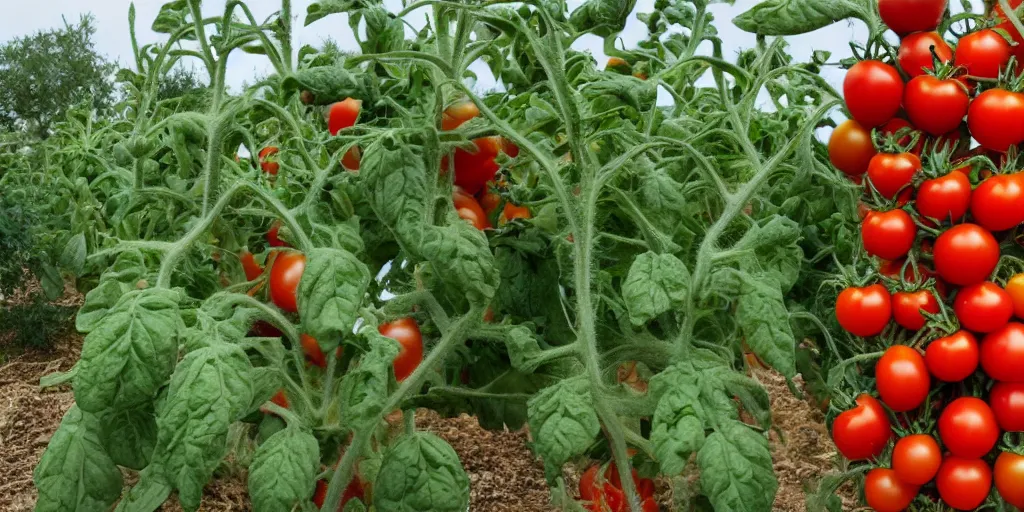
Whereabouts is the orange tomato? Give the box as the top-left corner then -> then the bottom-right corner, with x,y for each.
441,101 -> 480,131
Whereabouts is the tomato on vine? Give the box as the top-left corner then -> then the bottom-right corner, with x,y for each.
861,210 -> 916,261
955,28 -> 1013,80
441,101 -> 480,131
967,88 -> 1024,151
898,31 -> 952,77
843,61 -> 904,128
933,224 -> 1000,286
876,345 -> 930,412
892,434 -> 942,485
300,334 -> 327,368
239,250 -> 263,281
980,321 -> 1024,382
990,382 -> 1024,431
500,203 -> 531,224
1006,273 -> 1024,318
878,0 -> 946,35
995,451 -> 1024,508
258,146 -> 280,175
379,317 -> 424,382
453,188 -> 491,230
267,220 -> 290,248
313,475 -> 366,511
970,172 -> 1024,232
939,397 -> 1000,459
452,136 -> 505,194
925,330 -> 979,382
903,75 -> 970,136
327,98 -> 361,135
936,457 -> 992,511
269,250 -> 305,314
866,152 -> 920,200
954,281 -> 1013,333
891,290 -> 939,330
915,170 -> 971,222
836,284 -> 892,337
831,394 -> 892,461
863,468 -> 918,512
828,119 -> 877,176
879,118 -> 923,155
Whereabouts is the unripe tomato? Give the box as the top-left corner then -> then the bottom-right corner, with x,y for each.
441,101 -> 480,131
925,330 -> 979,382
269,251 -> 306,314
501,203 -> 531,224
831,394 -> 892,461
876,345 -> 930,412
981,322 -> 1024,382
936,457 -> 992,511
898,31 -> 952,77
843,61 -> 904,128
954,282 -> 1013,333
861,210 -> 916,261
836,284 -> 892,337
864,468 -> 918,512
379,317 -> 424,382
878,0 -> 946,35
939,397 -> 1000,459
829,120 -> 877,176
892,434 -> 942,485
933,224 -> 999,286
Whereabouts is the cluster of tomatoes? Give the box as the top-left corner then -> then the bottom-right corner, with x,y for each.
578,463 -> 658,512
826,1 -> 1024,510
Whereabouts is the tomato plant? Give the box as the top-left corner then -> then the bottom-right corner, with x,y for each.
378,317 -> 423,383
915,170 -> 971,223
898,32 -> 952,78
866,152 -> 920,200
891,290 -> 939,331
269,250 -> 306,314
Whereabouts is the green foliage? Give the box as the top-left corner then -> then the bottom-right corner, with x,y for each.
0,295 -> 75,349
373,432 -> 470,512
247,427 -> 320,512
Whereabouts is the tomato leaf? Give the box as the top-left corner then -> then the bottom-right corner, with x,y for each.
736,275 -> 797,378
373,432 -> 470,512
339,330 -> 400,429
733,0 -> 870,36
282,65 -> 375,106
622,251 -> 690,326
305,0 -> 358,26
527,378 -> 601,480
33,406 -> 123,512
362,142 -> 428,230
419,222 -> 500,305
696,421 -> 778,512
651,388 -> 706,475
98,404 -> 157,470
60,232 -> 87,275
76,250 -> 148,332
736,215 -> 803,293
248,427 -> 320,512
298,248 -> 371,343
570,0 -> 638,37
114,468 -> 173,512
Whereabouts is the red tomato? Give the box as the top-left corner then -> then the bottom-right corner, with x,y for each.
898,31 -> 953,77
453,188 -> 491,230
915,170 -> 971,222
904,75 -> 970,135
579,465 -> 601,501
269,251 -> 306,314
970,173 -> 1024,231
955,29 -> 1013,79
995,451 -> 1024,508
863,468 -> 919,512
379,317 -> 424,382
249,320 -> 283,338
876,345 -> 930,412
441,101 -> 480,131
342,146 -> 361,171
829,120 -> 878,176
1006,273 -> 1024,318
933,224 -> 1000,286
892,434 -> 942,485
990,382 -> 1024,431
879,118 -> 923,154
327,98 -> 361,136
258,146 -> 280,175
954,282 -> 1013,333
892,290 -> 940,330
267,220 -> 290,248
312,476 -> 365,510
501,203 -> 531,224
831,394 -> 892,461
878,0 -> 946,35
836,284 -> 892,337
452,136 -> 504,194
981,322 -> 1024,382
843,61 -> 904,128
995,0 -> 1024,66
936,457 -> 992,511
239,250 -> 263,281
967,89 -> 1024,151
939,397 -> 1000,459
867,153 -> 920,200
478,188 -> 502,216
861,210 -> 916,261
300,334 -> 327,368
925,330 -> 979,382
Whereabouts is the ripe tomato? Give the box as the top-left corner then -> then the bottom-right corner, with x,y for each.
955,29 -> 1013,79
327,98 -> 361,136
892,290 -> 940,330
452,136 -> 504,194
863,468 -> 918,512
312,476 -> 365,510
867,153 -> 920,200
579,463 -> 656,512
259,389 -> 290,415
933,224 -> 1000,286
939,397 -> 1000,459
258,146 -> 280,175
995,451 -> 1024,508
936,457 -> 992,511
898,31 -> 952,77
269,251 -> 305,314
970,173 -> 1024,231
843,61 -> 904,128
904,75 -> 970,135
925,330 -> 979,382
892,434 -> 942,485
836,284 -> 892,337
828,119 -> 877,176
441,101 -> 480,131
954,282 -> 1013,333
267,220 -> 290,248
878,0 -> 946,35
300,334 -> 326,368
239,250 -> 263,281
501,203 -> 531,224
379,317 -> 424,382
876,345 -> 930,412
967,89 -> 1024,151
995,0 -> 1024,65
453,188 -> 491,230
478,188 -> 502,216
981,322 -> 1024,382
915,171 -> 971,222
1006,274 -> 1024,318
831,394 -> 892,461
861,210 -> 916,261
990,382 -> 1024,431
342,146 -> 361,171
880,118 -> 923,154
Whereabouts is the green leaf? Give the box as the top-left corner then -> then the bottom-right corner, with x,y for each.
622,251 -> 690,325
73,288 -> 182,413
152,0 -> 191,35
736,275 -> 797,378
570,0 -> 639,37
248,427 -> 320,512
37,261 -> 64,300
305,0 -> 358,26
373,432 -> 470,512
339,330 -> 400,429
735,215 -> 803,293
33,406 -> 123,512
247,367 -> 285,417
99,404 -> 158,470
114,468 -> 173,512
733,0 -> 869,36
418,222 -> 500,305
60,233 -> 87,275
298,248 -> 371,342
697,421 -> 778,512
651,388 -> 706,475
362,141 -> 428,231
527,378 -> 600,479
282,65 -> 375,105
76,250 -> 148,332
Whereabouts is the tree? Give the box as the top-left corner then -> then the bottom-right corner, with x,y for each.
0,15 -> 116,138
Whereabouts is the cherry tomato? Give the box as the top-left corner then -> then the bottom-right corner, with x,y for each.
967,89 -> 1024,151
478,188 -> 502,216
269,251 -> 306,314
954,281 -> 1013,333
441,101 -> 480,131
501,203 -> 531,224
864,468 -> 918,512
892,290 -> 940,330
981,321 -> 1024,382
831,394 -> 892,461
915,170 -> 971,222
862,210 -> 916,261
342,146 -> 361,171
579,465 -> 601,501
1006,273 -> 1024,318
843,61 -> 904,128
995,0 -> 1024,66
990,382 -> 1024,431
876,345 -> 930,412
936,457 -> 992,511
836,284 -> 892,337
452,136 -> 504,194
971,172 -> 1024,231
955,29 -> 1013,79
939,397 -> 1000,459
453,188 -> 491,230
829,120 -> 878,176
267,220 -> 290,248
379,317 -> 424,382
878,0 -> 946,35
327,98 -> 361,136
892,434 -> 942,486
239,250 -> 263,281
261,389 -> 289,413
258,146 -> 280,175
867,153 -> 920,200
995,451 -> 1024,508
933,224 -> 1000,286
312,476 -> 365,510
904,75 -> 970,135
925,330 -> 979,382
899,31 -> 953,77
300,334 -> 327,368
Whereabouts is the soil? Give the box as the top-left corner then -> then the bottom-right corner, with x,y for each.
0,285 -> 858,511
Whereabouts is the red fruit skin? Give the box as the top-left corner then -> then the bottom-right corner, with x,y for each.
831,394 -> 892,461
861,210 -> 916,261
904,75 -> 970,135
938,397 -> 1000,459
864,467 -> 919,512
878,0 -> 946,35
892,290 -> 940,331
836,284 -> 892,337
259,147 -> 280,175
843,61 -> 904,128
955,29 -> 1013,79
954,282 -> 1014,333
915,171 -> 971,223
867,153 -> 920,200
967,89 -> 1024,152
327,98 -> 361,136
990,382 -> 1024,431
892,434 -> 942,485
981,322 -> 1024,382
269,251 -> 306,314
933,224 -> 1000,286
898,32 -> 953,77
875,345 -> 930,412
936,457 -> 993,511
925,330 -> 979,382
970,173 -> 1024,232
995,451 -> 1024,508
